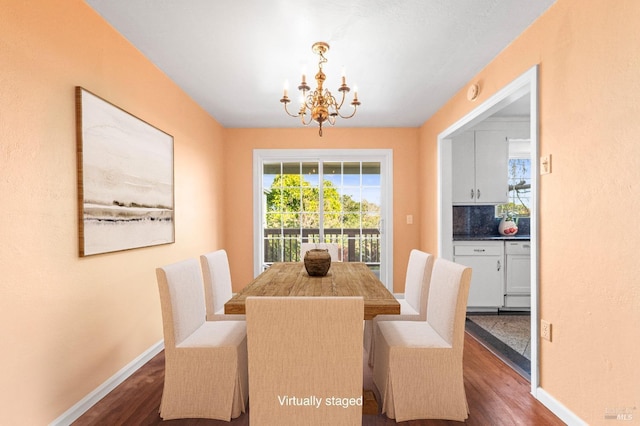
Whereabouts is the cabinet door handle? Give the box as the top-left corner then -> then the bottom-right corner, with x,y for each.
476,189 -> 481,199
470,189 -> 475,199
473,248 -> 485,253
497,260 -> 501,271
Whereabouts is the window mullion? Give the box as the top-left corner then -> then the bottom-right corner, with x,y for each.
318,162 -> 325,241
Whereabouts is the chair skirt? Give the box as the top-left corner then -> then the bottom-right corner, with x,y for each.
373,322 -> 468,422
160,334 -> 248,421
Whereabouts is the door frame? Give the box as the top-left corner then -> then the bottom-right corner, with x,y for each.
437,66 -> 540,393
253,149 -> 394,290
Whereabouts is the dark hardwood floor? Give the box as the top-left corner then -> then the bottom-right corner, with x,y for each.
72,333 -> 564,425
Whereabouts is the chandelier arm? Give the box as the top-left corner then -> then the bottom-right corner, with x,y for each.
282,102 -> 300,118
300,112 -> 314,126
303,91 -> 317,111
335,88 -> 360,119
336,105 -> 358,119
334,89 -> 348,110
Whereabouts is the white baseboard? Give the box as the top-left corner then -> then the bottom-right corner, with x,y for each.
535,387 -> 587,426
49,340 -> 164,426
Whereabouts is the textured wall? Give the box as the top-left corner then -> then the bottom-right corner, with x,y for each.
3,0 -> 638,424
223,127 -> 421,293
419,0 -> 640,423
0,1 -> 226,423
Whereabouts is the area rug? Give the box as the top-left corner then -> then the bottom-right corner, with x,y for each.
465,314 -> 531,378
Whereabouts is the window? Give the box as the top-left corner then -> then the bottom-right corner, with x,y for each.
496,157 -> 531,218
262,161 -> 380,264
254,150 -> 393,288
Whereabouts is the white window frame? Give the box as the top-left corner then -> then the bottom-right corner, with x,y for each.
253,149 -> 394,290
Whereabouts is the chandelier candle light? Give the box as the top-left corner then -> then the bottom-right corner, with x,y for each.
280,42 -> 360,136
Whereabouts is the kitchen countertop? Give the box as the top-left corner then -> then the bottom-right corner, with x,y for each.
453,235 -> 531,241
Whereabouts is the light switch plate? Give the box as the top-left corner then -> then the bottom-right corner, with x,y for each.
540,154 -> 552,175
541,319 -> 552,341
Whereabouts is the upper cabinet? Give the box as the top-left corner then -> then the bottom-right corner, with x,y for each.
452,120 -> 530,205
452,130 -> 508,204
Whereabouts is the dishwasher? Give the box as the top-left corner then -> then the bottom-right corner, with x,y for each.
504,240 -> 531,309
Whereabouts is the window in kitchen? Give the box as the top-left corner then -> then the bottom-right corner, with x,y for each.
496,157 -> 531,218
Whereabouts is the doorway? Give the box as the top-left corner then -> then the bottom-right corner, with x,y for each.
437,66 -> 539,392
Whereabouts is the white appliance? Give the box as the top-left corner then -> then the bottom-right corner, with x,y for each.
504,240 -> 531,309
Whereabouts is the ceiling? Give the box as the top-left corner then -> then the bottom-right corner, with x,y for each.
84,0 -> 554,129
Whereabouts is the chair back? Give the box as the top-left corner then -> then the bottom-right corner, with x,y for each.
156,258 -> 249,421
246,296 -> 363,426
200,250 -> 233,319
426,258 -> 472,346
300,242 -> 340,262
156,258 -> 206,349
403,249 -> 435,318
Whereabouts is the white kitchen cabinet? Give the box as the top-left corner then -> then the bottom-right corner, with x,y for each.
453,241 -> 504,309
451,131 -> 476,203
452,130 -> 509,204
504,241 -> 531,308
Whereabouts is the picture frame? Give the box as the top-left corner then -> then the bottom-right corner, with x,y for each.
76,87 -> 174,256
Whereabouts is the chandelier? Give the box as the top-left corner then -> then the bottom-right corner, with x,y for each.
280,42 -> 360,136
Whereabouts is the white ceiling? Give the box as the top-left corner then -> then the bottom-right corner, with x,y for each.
84,0 -> 554,129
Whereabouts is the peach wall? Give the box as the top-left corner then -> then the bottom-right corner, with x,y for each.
5,0 -> 638,424
419,0 -> 640,423
223,128 -> 421,293
0,1 -> 226,423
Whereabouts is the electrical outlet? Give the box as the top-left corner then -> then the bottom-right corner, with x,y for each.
541,319 -> 552,341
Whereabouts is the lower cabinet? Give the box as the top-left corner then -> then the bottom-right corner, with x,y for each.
454,240 -> 531,310
453,241 -> 504,309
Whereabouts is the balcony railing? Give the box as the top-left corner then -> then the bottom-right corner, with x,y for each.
263,228 -> 381,264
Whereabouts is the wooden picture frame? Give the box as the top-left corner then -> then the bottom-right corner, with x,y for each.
76,87 -> 174,256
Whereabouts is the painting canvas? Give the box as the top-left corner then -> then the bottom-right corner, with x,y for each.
76,87 -> 174,256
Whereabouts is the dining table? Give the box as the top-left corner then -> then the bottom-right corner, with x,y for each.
224,261 -> 400,320
225,261 -> 397,415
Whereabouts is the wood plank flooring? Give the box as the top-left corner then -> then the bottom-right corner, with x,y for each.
72,333 -> 564,425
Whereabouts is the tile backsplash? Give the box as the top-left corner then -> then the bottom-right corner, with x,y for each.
453,205 -> 530,237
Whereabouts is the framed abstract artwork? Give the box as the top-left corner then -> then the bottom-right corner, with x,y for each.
76,87 -> 174,256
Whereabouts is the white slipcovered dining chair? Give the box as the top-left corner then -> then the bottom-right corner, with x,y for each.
245,296 -> 363,426
372,258 -> 472,422
200,249 -> 244,320
156,258 -> 248,421
364,249 -> 435,366
300,242 -> 340,262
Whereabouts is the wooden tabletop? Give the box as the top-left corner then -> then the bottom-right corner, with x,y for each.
224,262 -> 400,320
